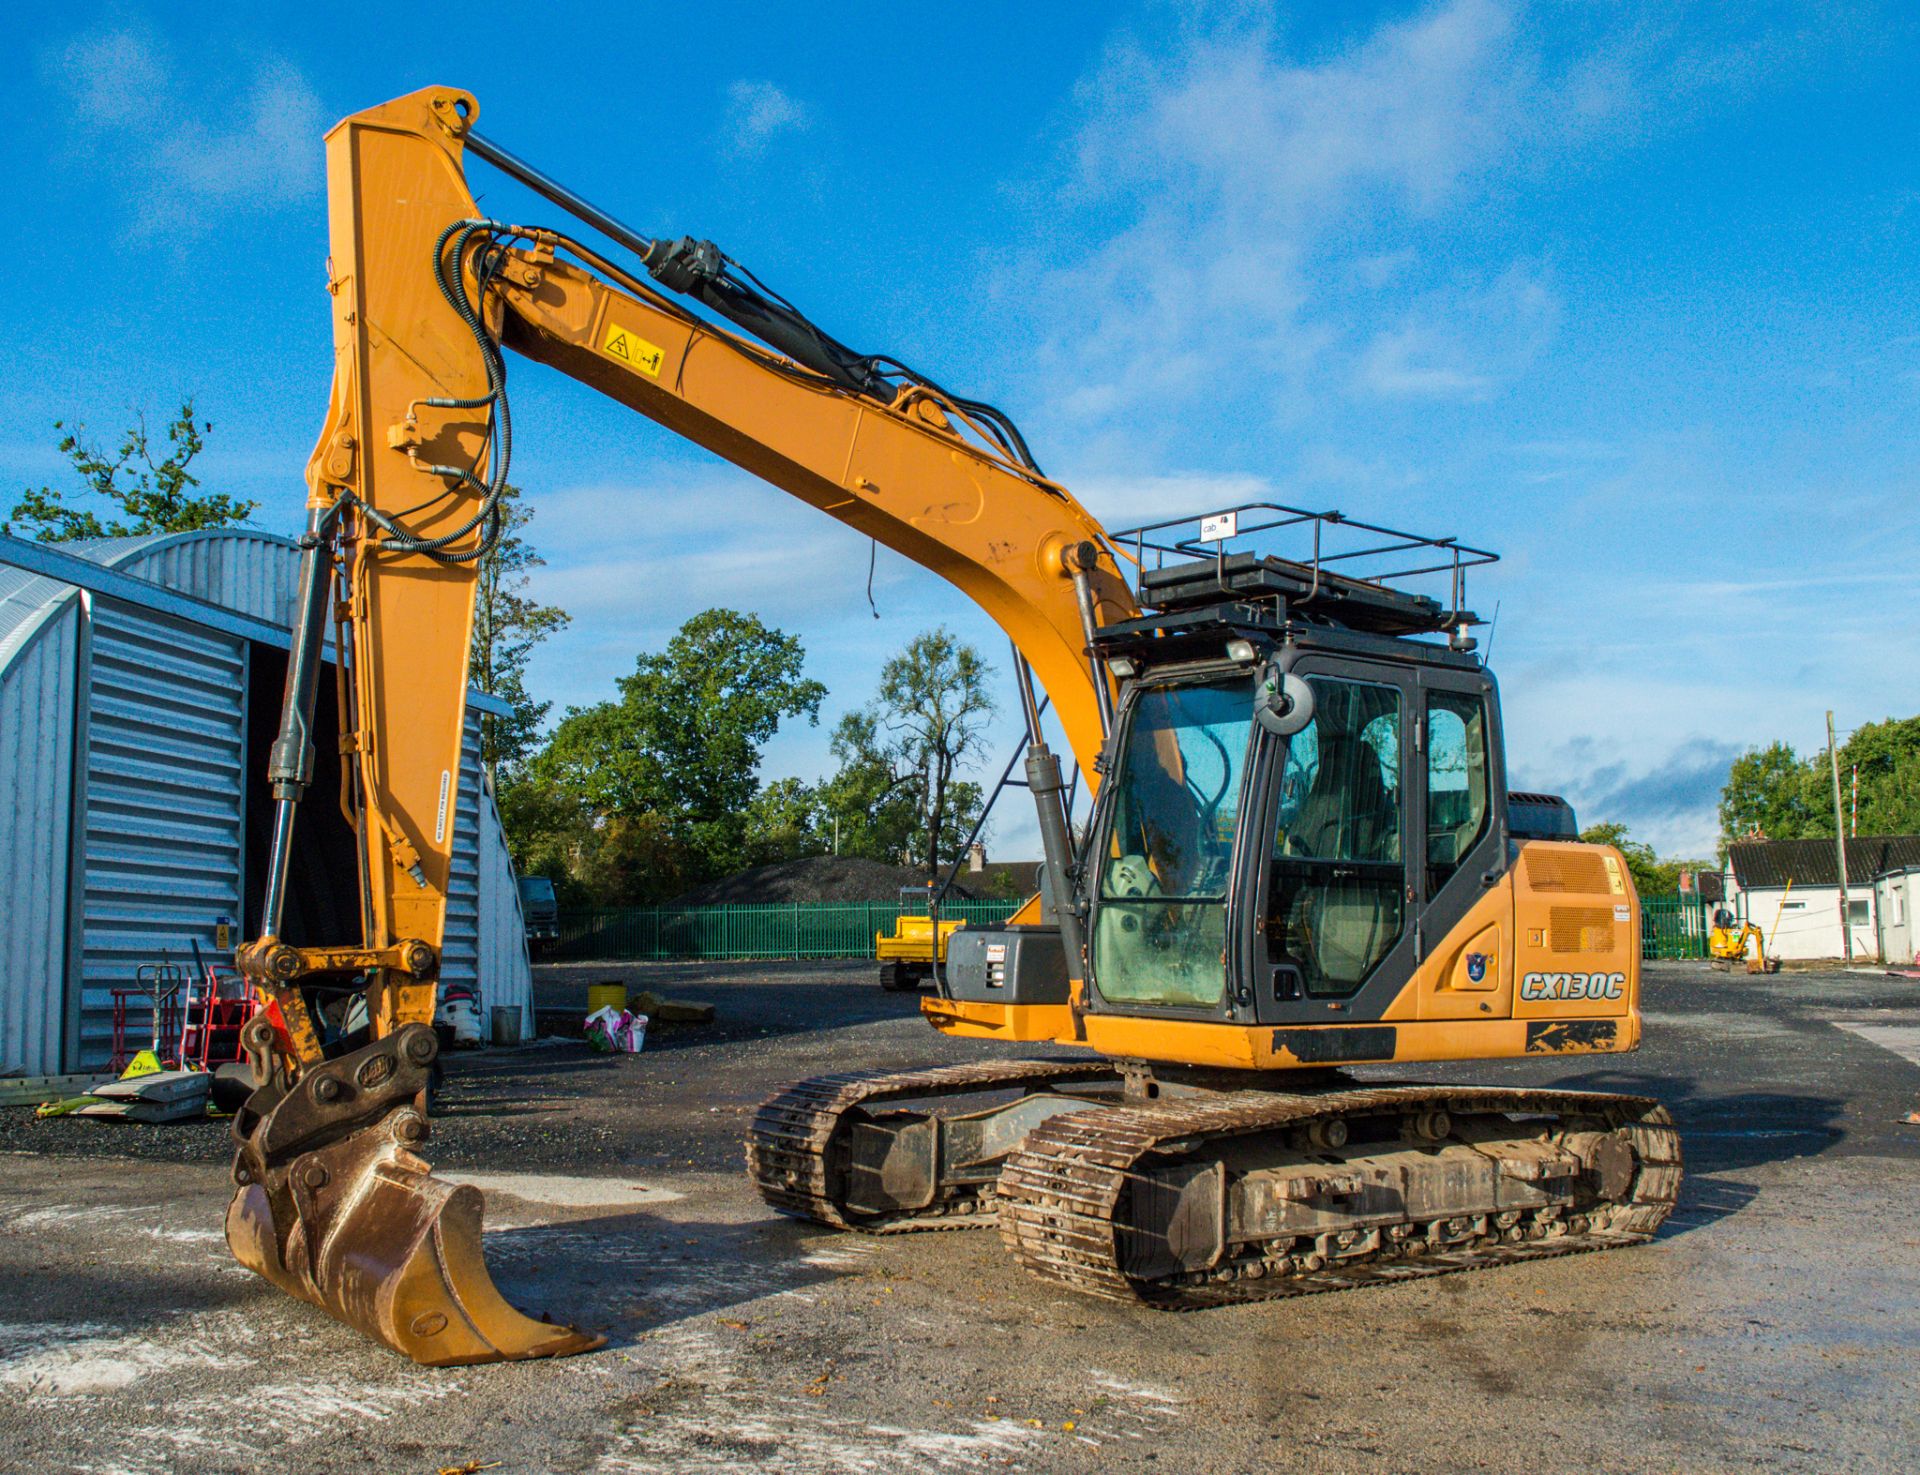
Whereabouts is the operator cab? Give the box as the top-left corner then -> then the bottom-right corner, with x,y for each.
1084,505 -> 1504,1029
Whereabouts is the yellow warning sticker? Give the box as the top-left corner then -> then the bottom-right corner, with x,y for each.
601,322 -> 665,376
1601,854 -> 1627,895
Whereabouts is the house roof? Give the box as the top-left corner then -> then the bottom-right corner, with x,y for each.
1727,835 -> 1920,889
964,860 -> 1045,898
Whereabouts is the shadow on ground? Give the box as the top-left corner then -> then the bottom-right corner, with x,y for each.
1537,1066 -> 1847,1173
480,1210 -> 844,1349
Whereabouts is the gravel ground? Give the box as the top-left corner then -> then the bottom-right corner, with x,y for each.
1,961 -> 1916,1474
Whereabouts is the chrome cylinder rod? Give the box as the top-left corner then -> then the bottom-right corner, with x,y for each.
466,130 -> 661,264
1011,641 -> 1088,978
258,506 -> 336,941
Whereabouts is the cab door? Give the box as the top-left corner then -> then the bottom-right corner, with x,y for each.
1411,666 -> 1512,1019
1248,658 -> 1417,1026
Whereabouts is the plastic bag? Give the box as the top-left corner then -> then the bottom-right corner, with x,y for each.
584,1005 -> 649,1053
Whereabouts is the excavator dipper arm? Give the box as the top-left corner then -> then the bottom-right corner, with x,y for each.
229,85 -> 1133,1364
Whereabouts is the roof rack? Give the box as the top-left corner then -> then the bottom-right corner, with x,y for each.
1107,502 -> 1497,635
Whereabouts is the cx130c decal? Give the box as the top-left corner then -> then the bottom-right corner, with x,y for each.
1520,971 -> 1627,1002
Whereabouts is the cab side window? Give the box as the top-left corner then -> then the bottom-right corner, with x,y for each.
1426,691 -> 1490,890
1268,678 -> 1404,997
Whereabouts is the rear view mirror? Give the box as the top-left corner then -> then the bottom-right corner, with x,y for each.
1255,667 -> 1315,737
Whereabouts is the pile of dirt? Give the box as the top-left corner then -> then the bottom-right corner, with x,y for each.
669,855 -> 977,907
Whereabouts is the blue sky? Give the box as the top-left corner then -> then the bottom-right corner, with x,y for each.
5,1 -> 1917,860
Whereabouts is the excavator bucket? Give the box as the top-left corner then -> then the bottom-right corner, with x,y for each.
227,1023 -> 603,1366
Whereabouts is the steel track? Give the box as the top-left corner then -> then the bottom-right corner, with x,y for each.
996,1084 -> 1680,1308
747,1064 -> 1681,1309
746,1058 -> 1122,1231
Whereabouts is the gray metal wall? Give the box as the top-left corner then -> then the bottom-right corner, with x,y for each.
74,598 -> 247,1066
438,705 -> 533,1034
477,779 -> 535,1038
0,607 -> 78,1075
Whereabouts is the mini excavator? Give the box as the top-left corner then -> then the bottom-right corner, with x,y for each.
230,87 -> 1680,1364
1709,909 -> 1780,973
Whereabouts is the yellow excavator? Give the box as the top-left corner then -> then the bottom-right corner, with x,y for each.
228,87 -> 1680,1365
1709,908 -> 1780,973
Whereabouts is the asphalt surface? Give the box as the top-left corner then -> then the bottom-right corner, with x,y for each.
1,961 -> 1916,1474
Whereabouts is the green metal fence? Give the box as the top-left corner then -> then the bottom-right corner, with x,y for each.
550,899 -> 1024,962
552,893 -> 1710,963
1640,893 -> 1709,960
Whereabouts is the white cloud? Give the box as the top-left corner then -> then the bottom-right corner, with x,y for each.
1355,325 -> 1495,400
1012,0 -> 1857,451
152,60 -> 325,210
1023,0 -> 1532,435
1070,469 -> 1276,530
516,467 -> 950,719
42,23 -> 324,235
53,26 -> 169,127
1493,535 -> 1920,858
1501,669 -> 1756,857
532,532 -> 876,630
1355,263 -> 1558,400
721,80 -> 813,158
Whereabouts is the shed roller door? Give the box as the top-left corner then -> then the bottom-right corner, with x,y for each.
76,599 -> 245,1067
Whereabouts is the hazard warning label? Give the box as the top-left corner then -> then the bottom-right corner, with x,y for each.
601,322 -> 664,377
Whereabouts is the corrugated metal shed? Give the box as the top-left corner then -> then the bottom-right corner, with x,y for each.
0,602 -> 76,1075
1728,835 -> 1920,890
438,709 -> 533,1036
62,529 -> 302,630
0,529 -> 531,1074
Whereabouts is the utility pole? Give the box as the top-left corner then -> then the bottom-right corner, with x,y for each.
1828,710 -> 1852,963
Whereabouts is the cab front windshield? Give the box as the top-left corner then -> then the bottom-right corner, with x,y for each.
1092,677 -> 1252,1009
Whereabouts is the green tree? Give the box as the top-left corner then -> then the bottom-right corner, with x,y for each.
817,708 -> 922,862
822,629 -> 994,881
1841,715 -> 1920,836
471,484 -> 569,778
979,866 -> 1030,900
496,779 -> 595,906
741,776 -> 824,865
1717,717 -> 1920,846
6,402 -> 256,542
615,609 -> 825,871
509,609 -> 825,897
529,699 -> 671,818
1718,741 -> 1822,844
1580,821 -> 1713,896
499,779 -> 696,908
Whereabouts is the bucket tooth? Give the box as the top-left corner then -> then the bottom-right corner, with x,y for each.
229,1132 -> 603,1366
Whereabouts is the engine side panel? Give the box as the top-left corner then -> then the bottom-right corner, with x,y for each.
922,840 -> 1643,1070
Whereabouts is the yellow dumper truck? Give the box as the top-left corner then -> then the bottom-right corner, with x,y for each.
875,886 -> 964,991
